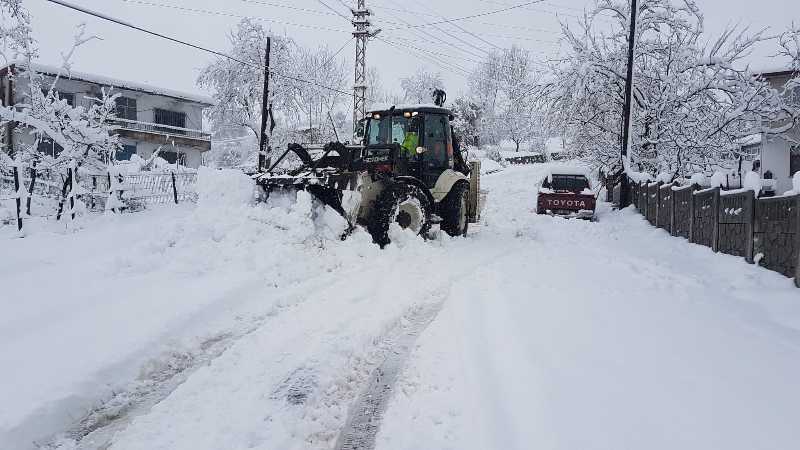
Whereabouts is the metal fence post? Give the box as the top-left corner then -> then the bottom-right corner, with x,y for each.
12,165 -> 22,232
171,172 -> 179,205
745,190 -> 755,264
712,187 -> 720,253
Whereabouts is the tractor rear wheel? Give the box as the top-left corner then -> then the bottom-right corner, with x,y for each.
440,182 -> 469,237
368,182 -> 432,247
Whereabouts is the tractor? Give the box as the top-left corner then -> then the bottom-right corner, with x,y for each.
255,102 -> 483,247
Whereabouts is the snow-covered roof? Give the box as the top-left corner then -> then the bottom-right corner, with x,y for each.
750,65 -> 798,77
738,134 -> 762,146
2,61 -> 215,106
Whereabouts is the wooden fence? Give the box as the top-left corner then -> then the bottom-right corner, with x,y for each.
629,181 -> 800,287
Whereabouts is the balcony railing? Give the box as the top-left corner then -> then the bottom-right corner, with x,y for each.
110,118 -> 211,142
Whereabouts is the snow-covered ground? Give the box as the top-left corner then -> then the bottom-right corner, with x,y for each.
2,164 -> 799,450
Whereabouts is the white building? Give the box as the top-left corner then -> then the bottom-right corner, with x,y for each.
743,68 -> 800,194
0,62 -> 213,168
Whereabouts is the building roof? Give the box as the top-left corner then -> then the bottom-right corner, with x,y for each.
0,61 -> 215,106
751,65 -> 799,78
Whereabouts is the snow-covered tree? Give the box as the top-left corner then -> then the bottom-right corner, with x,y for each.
400,69 -> 444,104
287,44 -> 348,143
451,96 -> 482,148
469,46 -> 542,151
543,0 -> 791,177
197,19 -> 296,143
0,2 -> 120,222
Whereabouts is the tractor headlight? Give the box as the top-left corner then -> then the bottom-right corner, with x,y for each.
416,146 -> 426,154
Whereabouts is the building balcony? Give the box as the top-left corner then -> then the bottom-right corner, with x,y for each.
111,118 -> 211,141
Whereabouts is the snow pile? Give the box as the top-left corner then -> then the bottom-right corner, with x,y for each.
743,171 -> 762,193
627,170 -> 652,184
655,172 -> 673,184
690,173 -> 707,186
784,171 -> 800,196
196,167 -> 255,209
710,171 -> 728,188
480,158 -> 504,175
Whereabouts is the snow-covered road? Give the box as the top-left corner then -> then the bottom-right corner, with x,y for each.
2,164 -> 799,450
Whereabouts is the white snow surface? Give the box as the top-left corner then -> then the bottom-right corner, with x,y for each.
2,164 -> 799,450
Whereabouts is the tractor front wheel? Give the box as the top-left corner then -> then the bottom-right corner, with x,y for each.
368,183 -> 432,247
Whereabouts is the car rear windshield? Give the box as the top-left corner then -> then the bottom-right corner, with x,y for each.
545,175 -> 590,191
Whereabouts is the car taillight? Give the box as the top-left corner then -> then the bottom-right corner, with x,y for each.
375,164 -> 392,173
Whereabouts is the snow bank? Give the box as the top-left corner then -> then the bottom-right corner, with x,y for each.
196,167 -> 256,209
480,158 -> 504,175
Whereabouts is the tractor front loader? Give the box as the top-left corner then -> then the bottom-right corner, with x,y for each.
255,105 -> 484,247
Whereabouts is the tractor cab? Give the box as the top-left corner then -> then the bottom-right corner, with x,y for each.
360,106 -> 463,187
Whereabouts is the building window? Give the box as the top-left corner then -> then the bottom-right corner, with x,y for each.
154,109 -> 186,129
160,150 -> 186,165
115,97 -> 138,121
117,144 -> 137,161
791,145 -> 800,176
42,90 -> 75,106
37,138 -> 63,158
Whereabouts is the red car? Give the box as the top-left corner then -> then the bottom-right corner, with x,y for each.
537,171 -> 596,220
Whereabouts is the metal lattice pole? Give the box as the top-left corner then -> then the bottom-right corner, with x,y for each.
351,0 -> 378,137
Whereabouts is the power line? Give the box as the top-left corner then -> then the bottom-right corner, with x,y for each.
376,37 -> 470,78
44,0 -> 363,100
375,36 -> 471,75
119,0 -> 350,33
237,0 -> 339,17
313,0 -> 351,22
407,0 -> 503,51
370,6 -> 488,61
381,0 -> 548,31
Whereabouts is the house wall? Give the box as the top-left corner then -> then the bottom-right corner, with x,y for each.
761,135 -> 792,194
5,74 -> 209,168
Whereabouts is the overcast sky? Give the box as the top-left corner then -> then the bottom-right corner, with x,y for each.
24,0 -> 800,101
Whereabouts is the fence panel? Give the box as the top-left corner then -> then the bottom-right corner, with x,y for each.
672,185 -> 696,239
753,195 -> 800,278
658,184 -> 673,232
638,182 -> 648,215
631,182 -> 639,209
691,187 -> 719,251
718,191 -> 755,262
646,183 -> 659,226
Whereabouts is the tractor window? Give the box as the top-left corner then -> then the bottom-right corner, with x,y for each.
366,115 -> 411,146
423,114 -> 449,170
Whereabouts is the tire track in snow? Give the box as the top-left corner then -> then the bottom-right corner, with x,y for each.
334,302 -> 444,450
44,260 -> 390,450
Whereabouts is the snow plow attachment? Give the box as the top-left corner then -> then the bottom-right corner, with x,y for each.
254,142 -> 363,234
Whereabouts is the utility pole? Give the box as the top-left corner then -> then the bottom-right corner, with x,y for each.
619,0 -> 638,208
258,36 -> 272,172
351,0 -> 380,137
